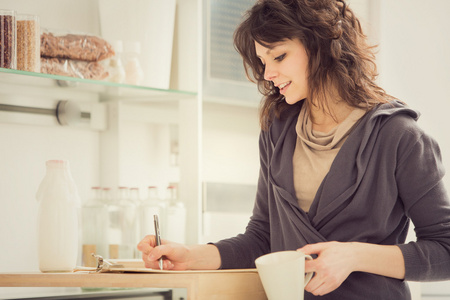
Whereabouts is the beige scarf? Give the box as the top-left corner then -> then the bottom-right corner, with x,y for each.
293,104 -> 366,212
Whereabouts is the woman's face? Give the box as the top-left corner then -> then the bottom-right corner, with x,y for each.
255,38 -> 309,105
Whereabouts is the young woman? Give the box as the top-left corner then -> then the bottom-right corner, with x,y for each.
138,1 -> 450,298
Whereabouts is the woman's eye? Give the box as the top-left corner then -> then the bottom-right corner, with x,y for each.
275,54 -> 286,61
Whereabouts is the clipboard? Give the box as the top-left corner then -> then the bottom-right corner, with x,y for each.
74,254 -> 257,274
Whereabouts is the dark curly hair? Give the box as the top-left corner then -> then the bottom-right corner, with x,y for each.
234,0 -> 395,130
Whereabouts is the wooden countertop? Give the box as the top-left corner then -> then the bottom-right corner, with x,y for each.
0,271 -> 267,300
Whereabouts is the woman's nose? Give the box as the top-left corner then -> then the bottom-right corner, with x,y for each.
264,63 -> 277,81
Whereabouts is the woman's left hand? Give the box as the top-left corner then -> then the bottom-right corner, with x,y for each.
298,241 -> 357,296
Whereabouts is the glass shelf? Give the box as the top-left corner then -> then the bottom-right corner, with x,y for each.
0,68 -> 197,102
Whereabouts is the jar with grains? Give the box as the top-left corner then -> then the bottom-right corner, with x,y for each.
17,14 -> 40,72
0,9 -> 16,69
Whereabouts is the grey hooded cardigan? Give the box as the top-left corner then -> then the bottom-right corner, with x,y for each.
214,100 -> 450,299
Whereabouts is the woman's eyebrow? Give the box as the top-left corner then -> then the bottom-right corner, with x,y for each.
257,43 -> 284,57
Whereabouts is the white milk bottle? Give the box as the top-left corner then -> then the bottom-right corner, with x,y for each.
36,160 -> 80,272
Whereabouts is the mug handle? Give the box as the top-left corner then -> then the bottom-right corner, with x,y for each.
304,255 -> 314,287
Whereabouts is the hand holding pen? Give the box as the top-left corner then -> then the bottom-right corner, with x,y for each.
137,227 -> 221,271
153,214 -> 164,270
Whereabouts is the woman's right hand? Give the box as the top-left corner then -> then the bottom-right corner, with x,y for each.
137,235 -> 222,271
137,235 -> 191,270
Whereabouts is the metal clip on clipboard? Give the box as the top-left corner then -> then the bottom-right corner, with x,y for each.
92,254 -> 125,273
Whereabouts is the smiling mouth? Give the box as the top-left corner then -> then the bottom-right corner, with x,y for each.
278,81 -> 291,94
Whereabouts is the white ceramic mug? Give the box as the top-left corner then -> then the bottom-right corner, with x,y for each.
255,251 -> 314,300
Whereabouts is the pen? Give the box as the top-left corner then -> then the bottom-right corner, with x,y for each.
153,214 -> 163,270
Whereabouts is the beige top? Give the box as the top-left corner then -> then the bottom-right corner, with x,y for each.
293,104 -> 366,212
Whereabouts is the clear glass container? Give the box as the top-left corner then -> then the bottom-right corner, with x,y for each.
138,186 -> 162,239
103,187 -> 120,259
123,41 -> 144,85
81,187 -> 108,265
107,40 -> 126,84
165,185 -> 186,244
117,186 -> 138,258
0,9 -> 16,69
106,186 -> 138,259
129,187 -> 141,204
16,14 -> 40,72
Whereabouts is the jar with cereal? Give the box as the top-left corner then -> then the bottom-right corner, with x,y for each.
17,14 -> 40,72
0,9 -> 16,69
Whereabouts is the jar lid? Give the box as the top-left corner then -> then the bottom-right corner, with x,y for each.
17,13 -> 39,21
0,9 -> 16,15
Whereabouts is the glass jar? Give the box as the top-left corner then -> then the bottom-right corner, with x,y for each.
0,9 -> 16,69
165,185 -> 186,244
81,186 -> 108,265
123,41 -> 144,85
116,186 -> 138,258
107,40 -> 126,83
17,14 -> 40,72
138,186 -> 162,240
